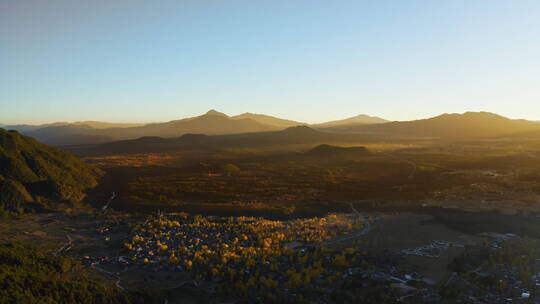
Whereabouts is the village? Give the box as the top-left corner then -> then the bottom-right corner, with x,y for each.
76,209 -> 540,304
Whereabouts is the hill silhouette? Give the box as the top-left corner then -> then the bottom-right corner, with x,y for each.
19,110 -> 280,146
204,109 -> 229,117
207,125 -> 339,147
72,126 -> 375,157
313,114 -> 388,129
43,134 -> 114,146
25,124 -> 114,146
5,121 -> 144,132
68,121 -> 145,128
0,129 -> 102,213
232,113 -> 305,128
306,144 -> 369,157
9,110 -> 382,146
178,133 -> 210,143
131,110 -> 275,137
69,111 -> 540,157
331,112 -> 540,139
11,111 -> 540,147
4,122 -> 68,133
7,111 -> 386,146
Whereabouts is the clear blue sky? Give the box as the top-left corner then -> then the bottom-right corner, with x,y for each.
1,0 -> 539,124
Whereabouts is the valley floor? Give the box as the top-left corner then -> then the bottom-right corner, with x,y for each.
3,206 -> 540,303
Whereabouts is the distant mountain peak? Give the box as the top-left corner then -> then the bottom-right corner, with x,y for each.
313,113 -> 388,128
339,111 -> 540,139
205,109 -> 228,117
351,114 -> 381,119
434,111 -> 508,121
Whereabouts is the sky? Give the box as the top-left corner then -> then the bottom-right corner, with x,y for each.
1,0 -> 539,125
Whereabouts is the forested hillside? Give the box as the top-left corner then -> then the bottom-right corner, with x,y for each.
0,129 -> 102,213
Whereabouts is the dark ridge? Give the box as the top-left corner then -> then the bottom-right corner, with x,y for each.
177,133 -> 209,142
282,125 -> 318,134
0,128 -> 102,213
306,144 -> 369,156
132,136 -> 165,143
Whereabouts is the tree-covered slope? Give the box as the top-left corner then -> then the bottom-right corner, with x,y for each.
0,128 -> 102,213
0,243 -> 129,304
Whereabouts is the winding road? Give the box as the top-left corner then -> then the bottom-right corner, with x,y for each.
90,263 -> 126,291
54,234 -> 73,256
102,192 -> 117,212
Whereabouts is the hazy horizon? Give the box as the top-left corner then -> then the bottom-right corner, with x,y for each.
2,1 -> 540,124
1,109 -> 539,127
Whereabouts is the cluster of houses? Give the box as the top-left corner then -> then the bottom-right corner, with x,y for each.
84,209 -> 540,303
87,212 -> 428,302
400,240 -> 465,258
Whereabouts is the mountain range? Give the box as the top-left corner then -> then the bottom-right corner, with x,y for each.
4,110 -> 540,146
4,110 -> 387,146
330,112 -> 540,139
3,121 -> 145,133
312,114 -> 388,129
